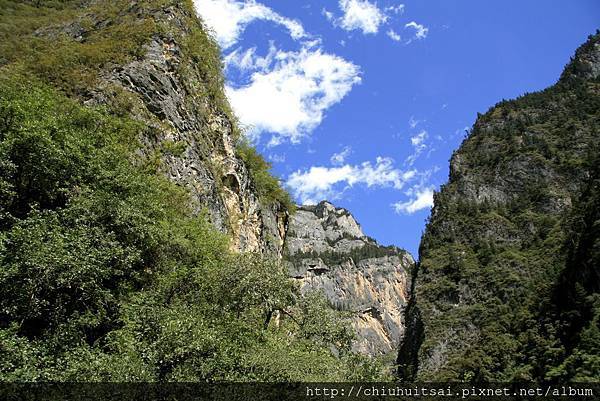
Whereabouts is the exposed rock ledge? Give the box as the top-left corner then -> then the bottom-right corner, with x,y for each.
284,201 -> 414,356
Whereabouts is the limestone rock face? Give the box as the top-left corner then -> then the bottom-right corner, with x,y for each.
285,201 -> 414,356
81,3 -> 287,255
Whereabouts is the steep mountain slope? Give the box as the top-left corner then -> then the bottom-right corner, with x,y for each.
0,0 -> 289,256
5,0 -> 596,384
0,0 -> 388,381
284,201 -> 413,357
398,32 -> 600,382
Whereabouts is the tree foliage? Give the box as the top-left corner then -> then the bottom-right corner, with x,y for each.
404,32 -> 600,382
0,77 -> 382,382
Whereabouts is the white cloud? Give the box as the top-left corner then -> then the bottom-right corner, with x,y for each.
330,146 -> 352,165
197,0 -> 364,144
326,1 -> 415,44
226,45 -> 361,143
385,4 -> 405,14
268,153 -> 286,163
386,29 -> 401,42
287,157 -> 415,204
393,185 -> 434,214
224,44 -> 279,72
408,115 -> 420,128
336,0 -> 388,34
194,0 -> 306,48
405,21 -> 429,40
405,130 -> 428,165
322,8 -> 335,22
411,130 -> 427,147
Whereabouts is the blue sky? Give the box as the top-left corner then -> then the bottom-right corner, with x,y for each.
194,0 -> 599,257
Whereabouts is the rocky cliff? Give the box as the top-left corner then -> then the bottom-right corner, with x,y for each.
284,201 -> 413,357
1,0 -> 411,367
0,0 -> 394,381
398,32 -> 600,381
7,0 -> 288,256
98,2 -> 290,256
5,0 -> 596,382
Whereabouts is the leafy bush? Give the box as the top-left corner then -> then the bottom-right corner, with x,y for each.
0,77 -> 380,382
236,140 -> 295,211
0,0 -> 164,96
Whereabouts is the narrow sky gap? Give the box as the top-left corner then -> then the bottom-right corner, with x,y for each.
194,0 -> 600,256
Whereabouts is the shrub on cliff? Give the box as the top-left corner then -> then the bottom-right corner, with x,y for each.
0,77 -> 379,381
